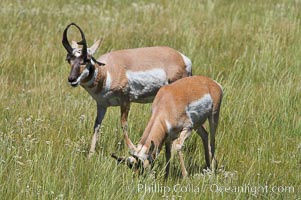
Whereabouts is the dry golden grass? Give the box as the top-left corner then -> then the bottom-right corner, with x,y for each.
0,0 -> 300,199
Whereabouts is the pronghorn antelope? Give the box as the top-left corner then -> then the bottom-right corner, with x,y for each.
112,76 -> 223,179
62,23 -> 192,157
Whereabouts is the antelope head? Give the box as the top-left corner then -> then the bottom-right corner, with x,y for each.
62,23 -> 103,87
111,135 -> 157,174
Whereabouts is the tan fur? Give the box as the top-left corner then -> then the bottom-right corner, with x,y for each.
140,76 -> 222,146
63,25 -> 192,157
97,46 -> 188,90
66,44 -> 191,157
124,76 -> 223,178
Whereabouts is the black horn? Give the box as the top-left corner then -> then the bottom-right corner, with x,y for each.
62,23 -> 88,60
71,23 -> 88,61
62,23 -> 74,54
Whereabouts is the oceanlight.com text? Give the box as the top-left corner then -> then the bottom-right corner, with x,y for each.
136,183 -> 295,196
210,184 -> 294,195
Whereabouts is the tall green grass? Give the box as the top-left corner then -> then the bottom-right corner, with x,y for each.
0,0 -> 300,199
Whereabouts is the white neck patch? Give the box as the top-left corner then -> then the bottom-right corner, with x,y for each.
81,68 -> 98,87
137,146 -> 148,159
71,68 -> 89,86
104,71 -> 111,92
165,120 -> 173,133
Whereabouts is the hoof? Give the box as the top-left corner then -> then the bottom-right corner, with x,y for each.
88,151 -> 95,159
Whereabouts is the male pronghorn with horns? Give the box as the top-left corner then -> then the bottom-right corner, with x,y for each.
112,76 -> 223,179
62,23 -> 192,157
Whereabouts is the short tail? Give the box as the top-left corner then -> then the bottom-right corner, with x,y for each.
180,53 -> 192,76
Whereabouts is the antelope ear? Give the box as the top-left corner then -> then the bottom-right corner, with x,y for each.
148,141 -> 155,156
111,153 -> 126,165
88,38 -> 103,55
146,141 -> 156,168
71,40 -> 78,49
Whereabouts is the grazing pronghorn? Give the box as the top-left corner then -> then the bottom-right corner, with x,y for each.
112,76 -> 223,179
62,23 -> 192,157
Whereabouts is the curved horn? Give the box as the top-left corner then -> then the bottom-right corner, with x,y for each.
62,23 -> 74,54
62,23 -> 88,60
71,23 -> 88,60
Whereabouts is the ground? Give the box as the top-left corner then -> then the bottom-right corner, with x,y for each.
0,0 -> 300,199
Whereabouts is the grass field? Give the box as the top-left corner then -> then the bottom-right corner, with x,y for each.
0,0 -> 300,199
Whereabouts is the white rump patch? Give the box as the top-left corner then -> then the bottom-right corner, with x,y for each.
179,53 -> 192,76
186,94 -> 213,126
126,68 -> 168,101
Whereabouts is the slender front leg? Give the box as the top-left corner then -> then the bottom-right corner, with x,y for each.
164,142 -> 171,180
178,151 -> 187,178
120,99 -> 131,147
173,129 -> 192,178
88,104 -> 107,158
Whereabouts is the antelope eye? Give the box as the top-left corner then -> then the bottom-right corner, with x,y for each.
66,55 -> 72,64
